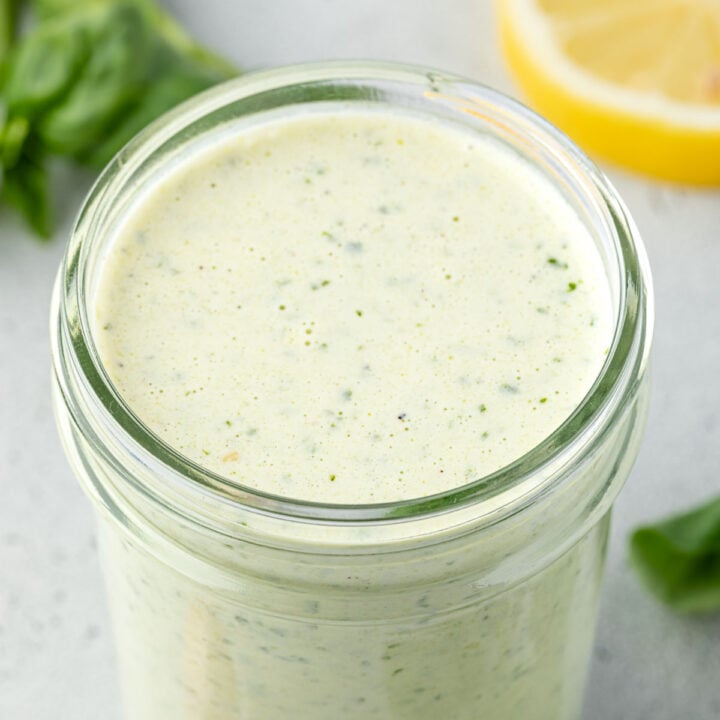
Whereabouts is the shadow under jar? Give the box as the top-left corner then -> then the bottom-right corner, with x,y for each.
51,62 -> 653,720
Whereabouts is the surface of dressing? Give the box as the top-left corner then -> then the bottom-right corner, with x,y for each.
95,110 -> 612,503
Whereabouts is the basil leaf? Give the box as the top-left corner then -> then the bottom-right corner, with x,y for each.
1,132 -> 51,237
0,115 -> 30,167
142,0 -> 235,80
1,0 -> 236,237
0,0 -> 19,71
85,53 -> 225,168
3,14 -> 90,118
39,2 -> 233,166
30,0 -> 235,77
36,3 -> 159,156
630,495 -> 720,614
30,0 -> 100,17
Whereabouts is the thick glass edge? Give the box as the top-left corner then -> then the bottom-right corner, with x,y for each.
51,60 -> 653,525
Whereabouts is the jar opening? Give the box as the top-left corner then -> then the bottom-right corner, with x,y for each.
53,61 -> 653,525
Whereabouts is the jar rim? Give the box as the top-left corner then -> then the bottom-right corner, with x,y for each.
52,60 -> 653,527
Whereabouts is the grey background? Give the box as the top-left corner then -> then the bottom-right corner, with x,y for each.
1,1 -> 719,718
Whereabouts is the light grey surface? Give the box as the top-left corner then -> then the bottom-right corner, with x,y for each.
1,1 -> 719,718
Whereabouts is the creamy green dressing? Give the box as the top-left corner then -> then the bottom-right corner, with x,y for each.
95,110 -> 611,503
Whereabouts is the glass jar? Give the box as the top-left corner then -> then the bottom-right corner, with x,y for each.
50,62 -> 653,720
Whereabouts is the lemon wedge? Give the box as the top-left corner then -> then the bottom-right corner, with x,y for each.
499,0 -> 720,184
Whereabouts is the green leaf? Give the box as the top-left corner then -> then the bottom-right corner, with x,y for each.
3,12 -> 90,118
0,0 -> 20,70
630,495 -> 720,614
36,3 -> 158,156
24,1 -> 235,161
143,0 -> 236,80
85,53 -> 226,167
1,0 -> 237,236
31,0 -> 235,77
39,2 -> 234,165
0,115 -> 30,167
1,133 -> 51,237
30,0 -> 110,19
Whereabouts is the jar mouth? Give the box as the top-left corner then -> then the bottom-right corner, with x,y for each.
53,60 -> 653,525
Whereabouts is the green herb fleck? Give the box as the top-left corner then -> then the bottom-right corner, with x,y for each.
329,474 -> 336,482
355,309 -> 363,317
539,397 -> 547,404
479,403 -> 487,413
568,282 -> 578,292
